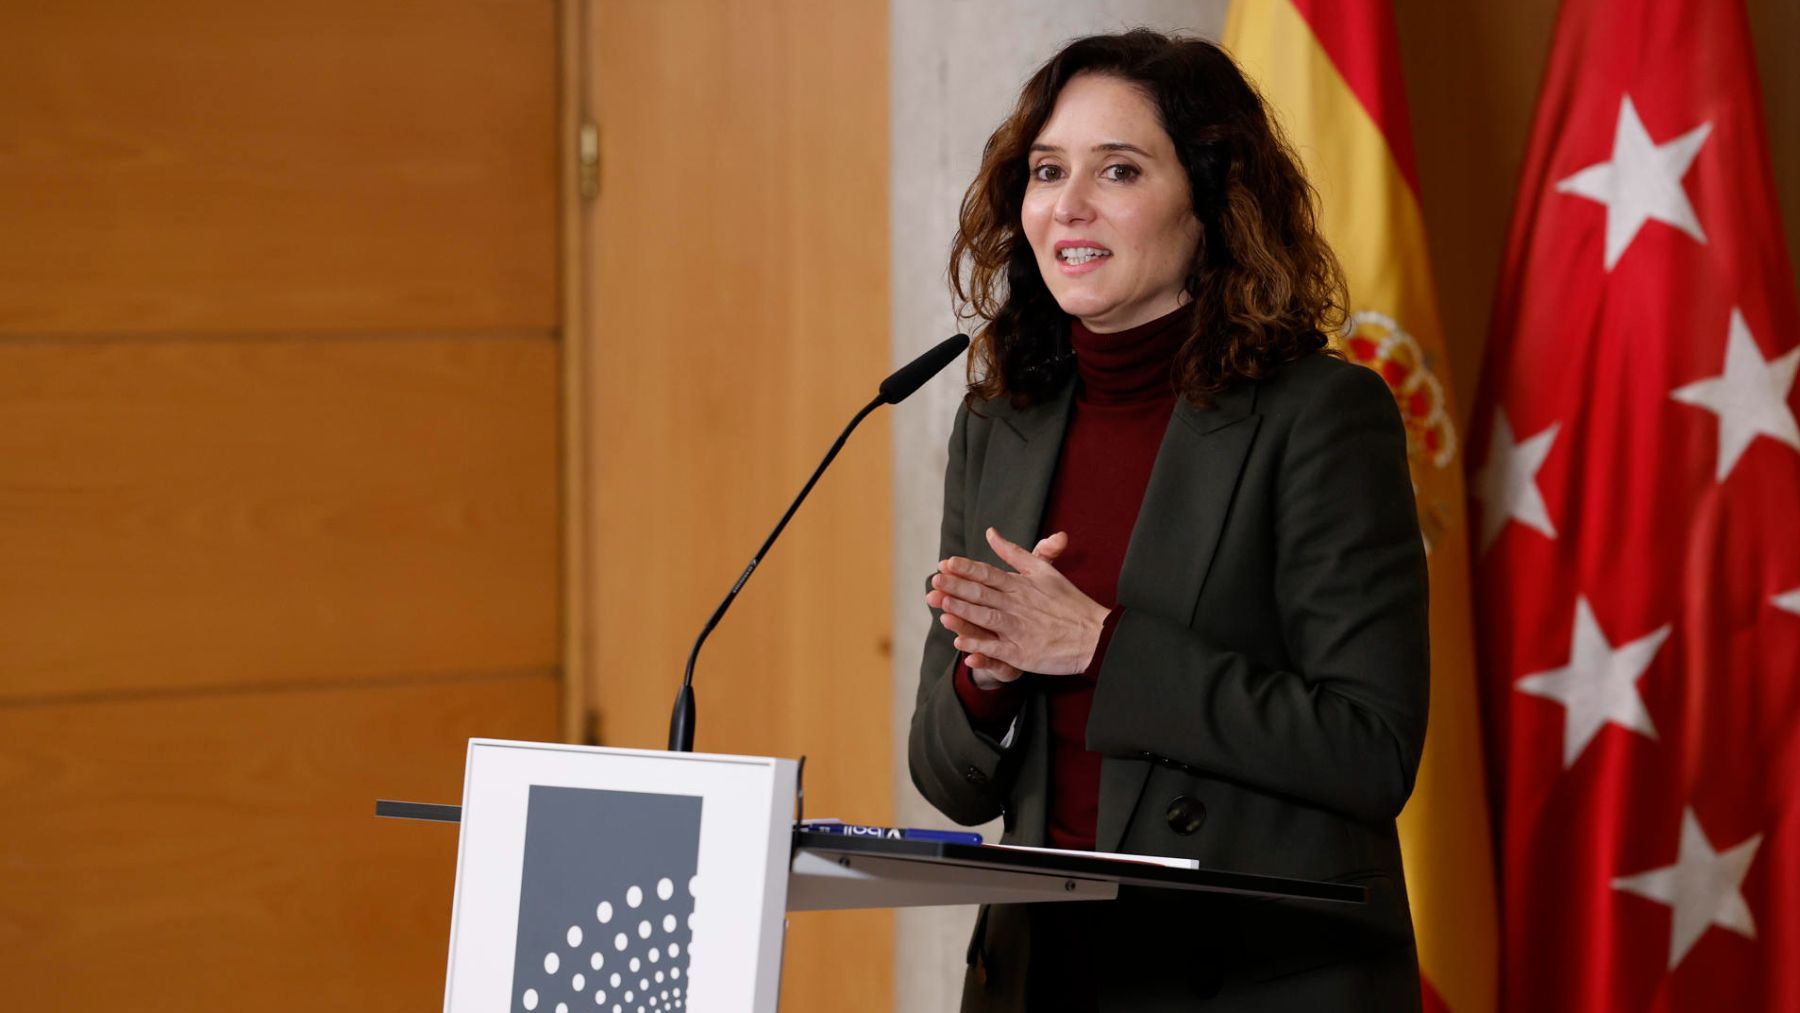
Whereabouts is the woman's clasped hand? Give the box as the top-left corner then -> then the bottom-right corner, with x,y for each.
925,526 -> 1111,687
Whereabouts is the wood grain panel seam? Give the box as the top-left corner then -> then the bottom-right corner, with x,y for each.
0,328 -> 560,347
0,665 -> 560,712
558,0 -> 589,744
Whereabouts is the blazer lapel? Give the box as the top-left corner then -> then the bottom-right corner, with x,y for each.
970,380 -> 1076,563
963,384 -> 1072,851
1094,382 -> 1262,854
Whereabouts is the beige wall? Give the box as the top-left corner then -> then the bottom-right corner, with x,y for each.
0,2 -> 562,1009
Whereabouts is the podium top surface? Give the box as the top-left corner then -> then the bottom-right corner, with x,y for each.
370,801 -> 1365,906
791,831 -> 1365,904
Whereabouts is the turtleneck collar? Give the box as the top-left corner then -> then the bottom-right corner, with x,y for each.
1069,302 -> 1191,405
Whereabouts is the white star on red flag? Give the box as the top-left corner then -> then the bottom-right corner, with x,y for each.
1775,588 -> 1800,617
1670,307 -> 1800,481
1474,411 -> 1559,551
1555,94 -> 1712,270
1612,807 -> 1762,970
1515,597 -> 1668,768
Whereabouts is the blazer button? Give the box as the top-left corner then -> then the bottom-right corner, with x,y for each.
964,765 -> 988,785
1166,795 -> 1207,835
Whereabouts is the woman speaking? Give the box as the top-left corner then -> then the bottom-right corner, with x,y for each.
907,30 -> 1429,1011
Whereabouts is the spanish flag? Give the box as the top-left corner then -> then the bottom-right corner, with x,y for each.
1223,3 -> 1498,1009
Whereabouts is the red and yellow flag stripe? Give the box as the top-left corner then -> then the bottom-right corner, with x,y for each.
1223,2 -> 1498,1010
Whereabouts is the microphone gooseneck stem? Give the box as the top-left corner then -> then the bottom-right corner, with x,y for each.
668,393 -> 885,752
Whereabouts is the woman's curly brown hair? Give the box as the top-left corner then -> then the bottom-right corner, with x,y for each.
951,29 -> 1347,408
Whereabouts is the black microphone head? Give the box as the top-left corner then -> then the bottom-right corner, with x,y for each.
878,333 -> 970,405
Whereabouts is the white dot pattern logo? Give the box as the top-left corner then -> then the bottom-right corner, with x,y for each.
507,786 -> 699,1013
516,873 -> 695,1011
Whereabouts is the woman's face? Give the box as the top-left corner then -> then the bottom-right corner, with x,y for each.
1021,73 -> 1202,333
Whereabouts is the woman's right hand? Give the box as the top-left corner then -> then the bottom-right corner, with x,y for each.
925,531 -> 1069,688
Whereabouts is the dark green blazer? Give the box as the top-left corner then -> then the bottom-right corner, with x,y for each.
908,351 -> 1429,1011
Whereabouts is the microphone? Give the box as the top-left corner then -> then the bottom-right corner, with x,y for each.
668,333 -> 971,752
879,332 -> 972,404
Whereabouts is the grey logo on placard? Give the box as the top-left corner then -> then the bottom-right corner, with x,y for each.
510,786 -> 701,1013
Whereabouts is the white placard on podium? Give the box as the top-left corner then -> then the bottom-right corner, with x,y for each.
442,739 -> 798,1013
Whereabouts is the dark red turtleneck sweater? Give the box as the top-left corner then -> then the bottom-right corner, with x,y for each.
952,305 -> 1186,850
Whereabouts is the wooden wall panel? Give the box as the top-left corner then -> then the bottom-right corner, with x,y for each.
0,334 -> 560,701
0,673 -> 557,1013
0,0 -> 558,336
583,1 -> 893,1009
0,1 -> 565,1010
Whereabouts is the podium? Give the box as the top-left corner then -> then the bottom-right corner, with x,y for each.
382,739 -> 1362,1013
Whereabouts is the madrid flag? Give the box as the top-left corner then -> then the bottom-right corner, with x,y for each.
1224,3 -> 1498,1009
1473,0 -> 1800,1008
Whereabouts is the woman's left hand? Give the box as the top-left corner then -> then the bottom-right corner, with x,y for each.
928,527 -> 1111,676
